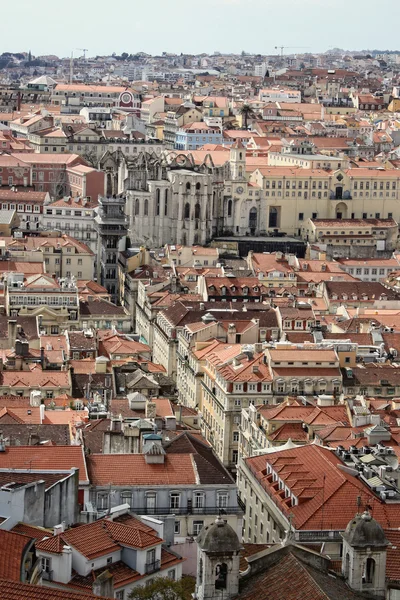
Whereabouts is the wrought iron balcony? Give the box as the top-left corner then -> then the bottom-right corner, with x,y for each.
145,560 -> 160,574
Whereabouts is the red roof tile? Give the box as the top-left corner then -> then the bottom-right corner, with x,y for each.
0,578 -> 114,599
87,454 -> 196,486
246,445 -> 400,531
0,530 -> 32,581
61,518 -> 162,560
0,446 -> 88,483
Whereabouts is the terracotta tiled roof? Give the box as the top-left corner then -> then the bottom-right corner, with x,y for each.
0,530 -> 32,581
239,543 -> 272,570
0,368 -> 70,389
325,281 -> 399,300
238,549 -> 366,600
87,453 -> 197,486
0,406 -> 41,424
61,518 -> 162,560
0,423 -> 71,445
268,422 -> 309,442
385,529 -> 400,582
0,578 -> 115,599
268,349 -> 338,362
11,523 -> 50,541
0,446 -> 88,483
69,560 -> 141,590
164,432 -> 234,485
246,445 -> 400,531
36,534 -> 65,554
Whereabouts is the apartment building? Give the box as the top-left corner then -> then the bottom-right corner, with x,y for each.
239,398 -> 349,458
0,189 -> 48,233
5,272 -> 79,333
303,218 -> 399,259
3,234 -> 95,280
237,443 -> 400,552
86,433 -> 241,542
336,257 -> 400,282
200,344 -> 273,470
266,346 -> 342,400
43,196 -> 98,254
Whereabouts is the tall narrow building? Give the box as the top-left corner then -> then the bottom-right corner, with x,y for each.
94,194 -> 127,304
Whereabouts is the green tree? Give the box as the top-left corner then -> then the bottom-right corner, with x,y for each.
128,576 -> 195,600
239,103 -> 256,129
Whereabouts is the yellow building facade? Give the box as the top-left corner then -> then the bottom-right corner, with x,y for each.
249,167 -> 400,236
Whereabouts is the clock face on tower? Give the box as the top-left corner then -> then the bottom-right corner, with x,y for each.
236,186 -> 244,195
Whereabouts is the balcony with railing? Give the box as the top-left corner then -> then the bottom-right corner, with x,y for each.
145,560 -> 160,574
91,504 -> 242,516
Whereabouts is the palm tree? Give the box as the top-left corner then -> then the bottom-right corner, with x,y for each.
239,103 -> 256,130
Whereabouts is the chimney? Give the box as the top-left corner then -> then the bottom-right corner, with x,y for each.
54,523 -> 65,535
95,357 -> 108,374
146,399 -> 157,419
40,347 -> 45,368
8,319 -> 17,347
92,571 -> 114,597
59,545 -> 72,584
15,339 -> 22,356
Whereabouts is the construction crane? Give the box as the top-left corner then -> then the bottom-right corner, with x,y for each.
275,46 -> 310,57
77,48 -> 88,60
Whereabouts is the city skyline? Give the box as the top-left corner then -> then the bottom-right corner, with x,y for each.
2,0 -> 400,58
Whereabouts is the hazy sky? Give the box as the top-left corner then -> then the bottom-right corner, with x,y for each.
2,0 -> 400,58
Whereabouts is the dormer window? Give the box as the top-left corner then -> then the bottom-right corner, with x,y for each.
242,287 -> 249,295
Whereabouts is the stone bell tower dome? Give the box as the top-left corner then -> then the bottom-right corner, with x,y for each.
342,510 -> 389,599
195,516 -> 241,600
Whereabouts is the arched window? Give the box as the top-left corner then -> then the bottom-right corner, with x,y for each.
184,202 -> 190,219
186,182 -> 191,191
239,152 -> 243,160
195,203 -> 201,219
164,189 -> 168,216
135,198 -> 140,215
249,207 -> 257,229
363,558 -> 375,585
238,166 -> 243,178
144,199 -> 148,216
228,199 -> 232,217
193,233 -> 199,244
215,563 -> 227,590
269,207 -> 278,228
196,182 -> 201,191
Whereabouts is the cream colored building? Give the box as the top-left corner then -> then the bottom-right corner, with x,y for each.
3,234 -> 95,280
302,217 -> 398,259
249,167 -> 400,237
266,346 -> 342,400
200,343 -> 273,471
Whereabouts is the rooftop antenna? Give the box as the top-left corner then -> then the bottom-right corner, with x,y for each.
356,494 -> 362,515
69,52 -> 74,85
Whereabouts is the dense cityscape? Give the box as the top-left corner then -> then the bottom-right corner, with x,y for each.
0,43 -> 400,599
